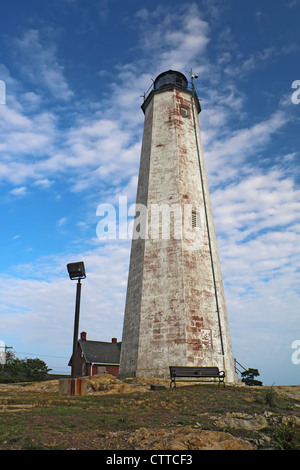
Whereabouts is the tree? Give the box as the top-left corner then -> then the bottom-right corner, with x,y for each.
241,368 -> 263,386
0,354 -> 51,383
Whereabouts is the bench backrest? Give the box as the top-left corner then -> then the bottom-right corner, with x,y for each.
170,366 -> 220,378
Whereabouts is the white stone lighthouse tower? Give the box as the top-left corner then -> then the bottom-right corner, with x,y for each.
119,70 -> 237,383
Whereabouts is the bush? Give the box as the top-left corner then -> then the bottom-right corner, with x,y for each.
241,368 -> 263,386
0,357 -> 51,383
264,388 -> 276,407
271,420 -> 300,450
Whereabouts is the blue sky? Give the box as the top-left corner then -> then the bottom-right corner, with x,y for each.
0,0 -> 299,385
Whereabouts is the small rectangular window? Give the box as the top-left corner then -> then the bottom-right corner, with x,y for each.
181,105 -> 190,118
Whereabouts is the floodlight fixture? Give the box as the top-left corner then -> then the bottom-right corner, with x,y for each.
189,68 -> 198,80
67,261 -> 86,280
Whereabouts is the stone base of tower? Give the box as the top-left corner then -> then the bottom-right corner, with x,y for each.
119,353 -> 238,384
119,367 -> 238,385
118,368 -> 168,380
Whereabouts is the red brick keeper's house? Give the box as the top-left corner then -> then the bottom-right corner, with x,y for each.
69,331 -> 121,377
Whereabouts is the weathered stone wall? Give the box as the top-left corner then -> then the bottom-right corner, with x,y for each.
119,86 -> 236,382
119,97 -> 154,377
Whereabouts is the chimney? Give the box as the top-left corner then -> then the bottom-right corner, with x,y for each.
81,331 -> 87,341
112,338 -> 117,343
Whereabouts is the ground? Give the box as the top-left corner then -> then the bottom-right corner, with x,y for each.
0,374 -> 299,450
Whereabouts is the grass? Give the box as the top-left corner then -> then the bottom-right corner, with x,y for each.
0,383 -> 299,450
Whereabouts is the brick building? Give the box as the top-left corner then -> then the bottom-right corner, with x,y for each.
69,332 -> 121,377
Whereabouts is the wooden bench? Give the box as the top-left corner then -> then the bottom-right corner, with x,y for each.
169,366 -> 225,388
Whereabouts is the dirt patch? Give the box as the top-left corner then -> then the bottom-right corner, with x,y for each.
122,426 -> 254,450
273,386 -> 300,401
0,380 -> 59,394
85,375 -> 171,394
27,427 -> 254,450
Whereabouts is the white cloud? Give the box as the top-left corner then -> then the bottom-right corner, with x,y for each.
57,217 -> 67,227
159,7 -> 210,71
0,243 -> 130,352
134,3 -> 210,74
212,171 -> 300,238
0,4 -> 211,195
0,105 -> 31,130
210,165 -> 300,383
203,111 -> 288,185
0,98 -> 59,186
32,178 -> 53,188
13,29 -> 73,101
10,186 -> 27,196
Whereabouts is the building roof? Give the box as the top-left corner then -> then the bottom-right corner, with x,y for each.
79,339 -> 122,365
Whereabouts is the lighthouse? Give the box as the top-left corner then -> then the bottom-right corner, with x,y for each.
119,70 -> 237,383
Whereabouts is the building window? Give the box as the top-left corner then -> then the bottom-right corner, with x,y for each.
181,105 -> 190,118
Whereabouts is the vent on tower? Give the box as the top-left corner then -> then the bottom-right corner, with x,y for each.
192,209 -> 201,228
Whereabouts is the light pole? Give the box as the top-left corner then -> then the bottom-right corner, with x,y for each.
67,261 -> 86,378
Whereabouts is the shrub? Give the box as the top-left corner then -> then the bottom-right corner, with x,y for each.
0,357 -> 51,383
271,420 -> 300,450
241,368 -> 263,386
